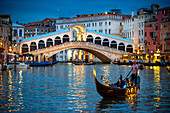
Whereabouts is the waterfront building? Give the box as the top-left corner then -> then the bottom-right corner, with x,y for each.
0,15 -> 12,54
12,23 -> 24,54
123,4 -> 160,54
55,11 -> 131,62
24,18 -> 58,38
145,6 -> 170,53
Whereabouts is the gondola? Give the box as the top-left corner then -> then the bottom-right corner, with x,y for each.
93,68 -> 140,99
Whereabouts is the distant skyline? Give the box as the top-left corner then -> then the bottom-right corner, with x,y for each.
0,0 -> 170,24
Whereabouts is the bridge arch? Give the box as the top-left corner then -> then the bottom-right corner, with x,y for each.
102,38 -> 109,47
22,44 -> 28,53
95,37 -> 101,45
30,42 -> 37,51
55,36 -> 61,45
87,35 -> 93,42
47,38 -> 53,47
126,44 -> 133,53
111,40 -> 117,49
38,40 -> 45,49
63,34 -> 69,43
118,42 -> 125,51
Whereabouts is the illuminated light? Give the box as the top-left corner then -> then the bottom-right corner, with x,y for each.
123,55 -> 128,57
154,53 -> 160,56
9,46 -> 12,52
105,12 -> 108,14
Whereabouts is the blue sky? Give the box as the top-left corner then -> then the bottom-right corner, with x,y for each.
0,0 -> 169,23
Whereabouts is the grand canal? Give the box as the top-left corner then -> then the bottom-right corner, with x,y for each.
0,63 -> 169,112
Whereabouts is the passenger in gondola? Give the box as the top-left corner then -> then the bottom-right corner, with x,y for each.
114,75 -> 125,88
131,60 -> 138,86
123,78 -> 131,88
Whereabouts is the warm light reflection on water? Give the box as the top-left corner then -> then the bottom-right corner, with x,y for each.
153,66 -> 162,108
0,64 -> 169,112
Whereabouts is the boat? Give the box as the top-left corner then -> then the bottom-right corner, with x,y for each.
29,62 -> 51,67
16,63 -> 30,69
74,62 -> 96,65
52,61 -> 59,65
93,68 -> 140,99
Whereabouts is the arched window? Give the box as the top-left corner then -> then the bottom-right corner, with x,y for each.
38,40 -> 45,49
95,37 -> 101,45
63,35 -> 69,43
19,29 -> 22,37
110,40 -> 117,49
30,42 -> 37,51
55,36 -> 61,45
102,38 -> 109,47
86,35 -> 93,42
46,38 -> 53,47
14,29 -> 17,36
126,44 -> 133,53
118,42 -> 125,51
22,44 -> 28,53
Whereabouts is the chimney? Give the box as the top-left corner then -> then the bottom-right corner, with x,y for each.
131,10 -> 134,18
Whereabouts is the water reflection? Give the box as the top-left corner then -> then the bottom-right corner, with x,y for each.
0,64 -> 169,112
67,65 -> 88,109
153,66 -> 162,108
96,93 -> 139,112
0,70 -> 24,112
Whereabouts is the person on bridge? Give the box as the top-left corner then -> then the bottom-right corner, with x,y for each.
131,60 -> 138,86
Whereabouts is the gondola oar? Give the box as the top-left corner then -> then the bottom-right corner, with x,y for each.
124,70 -> 132,80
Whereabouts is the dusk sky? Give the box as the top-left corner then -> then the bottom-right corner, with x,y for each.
0,0 -> 170,24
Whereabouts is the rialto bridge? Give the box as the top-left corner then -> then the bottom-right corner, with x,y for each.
20,24 -> 134,63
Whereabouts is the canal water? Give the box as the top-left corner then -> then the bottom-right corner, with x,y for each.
0,63 -> 169,112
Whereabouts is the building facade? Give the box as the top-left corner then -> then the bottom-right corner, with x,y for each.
145,6 -> 170,53
123,4 -> 160,53
24,18 -> 58,38
0,15 -> 12,54
12,23 -> 24,54
55,12 -> 131,62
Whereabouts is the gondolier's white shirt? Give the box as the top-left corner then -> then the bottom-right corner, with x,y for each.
132,64 -> 138,74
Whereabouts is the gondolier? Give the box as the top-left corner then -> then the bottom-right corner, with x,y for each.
131,60 -> 138,86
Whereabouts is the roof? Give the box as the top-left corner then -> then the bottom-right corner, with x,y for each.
86,29 -> 133,43
21,29 -> 69,42
12,23 -> 24,27
157,7 -> 170,11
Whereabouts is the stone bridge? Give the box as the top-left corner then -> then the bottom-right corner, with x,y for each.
26,42 -> 131,63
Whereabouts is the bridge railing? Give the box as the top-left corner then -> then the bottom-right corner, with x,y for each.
28,42 -> 131,54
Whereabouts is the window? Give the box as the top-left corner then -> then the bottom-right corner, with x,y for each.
148,42 -> 150,45
145,32 -> 147,37
164,24 -> 167,28
99,22 -> 103,26
92,23 -> 94,26
60,25 -> 63,29
153,42 -> 156,45
161,32 -> 162,40
109,29 -> 111,34
150,32 -> 156,39
105,29 -> 107,34
105,22 -> 107,25
109,22 -> 111,25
